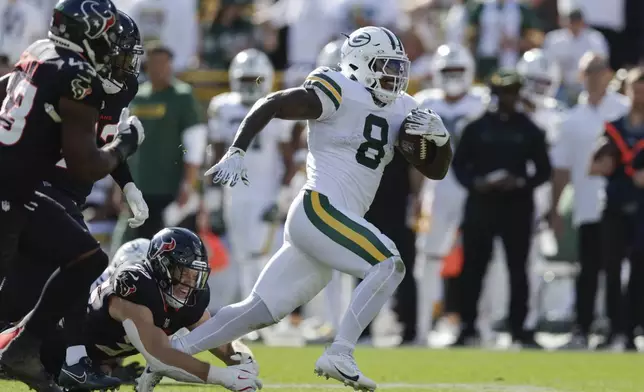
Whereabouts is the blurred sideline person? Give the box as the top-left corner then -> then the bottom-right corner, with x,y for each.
589,67 -> 644,351
414,43 -> 487,344
551,53 -> 630,349
451,70 -> 552,347
126,44 -> 207,240
208,48 -> 294,301
475,50 -> 563,337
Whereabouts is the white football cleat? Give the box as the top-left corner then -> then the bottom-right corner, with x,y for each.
135,366 -> 162,392
314,350 -> 377,392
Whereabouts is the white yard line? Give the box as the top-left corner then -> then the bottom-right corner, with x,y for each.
160,380 -> 564,391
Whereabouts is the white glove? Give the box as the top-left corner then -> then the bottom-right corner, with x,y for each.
123,182 -> 149,228
204,147 -> 249,187
229,352 -> 259,376
116,107 -> 145,146
404,108 -> 450,147
217,367 -> 263,392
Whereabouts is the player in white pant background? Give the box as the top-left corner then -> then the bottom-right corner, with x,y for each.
208,49 -> 295,299
413,43 -> 488,344
137,26 -> 452,392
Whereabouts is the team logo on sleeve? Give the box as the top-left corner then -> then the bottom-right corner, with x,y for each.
117,273 -> 138,297
71,73 -> 93,100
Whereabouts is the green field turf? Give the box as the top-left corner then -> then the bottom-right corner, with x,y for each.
2,345 -> 644,392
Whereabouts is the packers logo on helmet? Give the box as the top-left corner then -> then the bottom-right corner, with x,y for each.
348,32 -> 371,48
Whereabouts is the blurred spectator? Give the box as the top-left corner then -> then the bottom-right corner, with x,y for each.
126,44 -> 207,239
258,0 -> 338,71
531,0 -> 559,32
444,0 -> 470,46
334,0 -> 402,32
113,0 -> 198,71
451,70 -> 551,347
543,9 -> 608,105
588,67 -> 644,351
467,0 -> 543,81
201,0 -> 260,70
550,52 -> 630,349
557,0 -> 626,70
0,0 -> 47,67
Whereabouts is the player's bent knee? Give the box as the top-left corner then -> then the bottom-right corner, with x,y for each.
375,256 -> 406,282
391,256 -> 406,278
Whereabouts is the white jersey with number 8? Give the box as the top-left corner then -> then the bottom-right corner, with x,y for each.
302,67 -> 418,216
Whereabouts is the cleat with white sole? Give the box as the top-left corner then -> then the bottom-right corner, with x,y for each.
314,351 -> 376,392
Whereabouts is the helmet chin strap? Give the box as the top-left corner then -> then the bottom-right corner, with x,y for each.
48,32 -> 85,54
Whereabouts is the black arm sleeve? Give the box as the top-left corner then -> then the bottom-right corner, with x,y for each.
451,121 -> 478,190
111,161 -> 134,190
526,127 -> 552,189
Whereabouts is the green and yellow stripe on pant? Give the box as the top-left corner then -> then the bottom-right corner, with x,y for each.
303,190 -> 392,265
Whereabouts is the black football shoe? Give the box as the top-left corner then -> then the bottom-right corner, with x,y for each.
110,361 -> 144,385
58,357 -> 121,391
0,330 -> 62,392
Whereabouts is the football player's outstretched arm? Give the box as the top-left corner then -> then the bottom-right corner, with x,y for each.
108,296 -> 211,382
230,88 -> 322,151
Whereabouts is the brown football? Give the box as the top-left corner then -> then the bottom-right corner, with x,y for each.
397,118 -> 436,166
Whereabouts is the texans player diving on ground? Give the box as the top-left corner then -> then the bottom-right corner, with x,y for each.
0,1 -> 145,391
40,228 -> 262,392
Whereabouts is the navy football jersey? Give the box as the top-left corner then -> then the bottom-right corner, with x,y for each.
50,73 -> 139,204
84,262 -> 209,361
0,40 -> 104,201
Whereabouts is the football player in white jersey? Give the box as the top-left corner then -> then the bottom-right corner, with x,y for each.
517,48 -> 564,143
515,48 -> 566,333
152,26 -> 451,392
413,43 -> 487,344
208,49 -> 294,299
317,39 -> 344,70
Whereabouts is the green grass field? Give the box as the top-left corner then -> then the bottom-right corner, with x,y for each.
2,345 -> 644,392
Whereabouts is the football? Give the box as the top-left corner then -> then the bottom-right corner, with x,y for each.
397,118 -> 436,166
